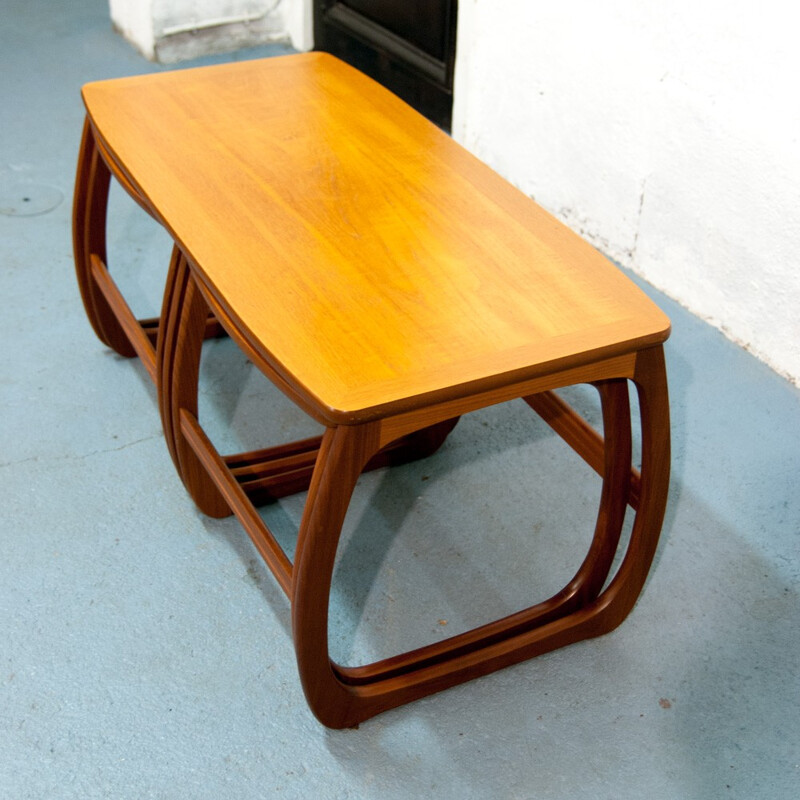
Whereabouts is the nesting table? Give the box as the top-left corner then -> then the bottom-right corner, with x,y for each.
73,53 -> 670,728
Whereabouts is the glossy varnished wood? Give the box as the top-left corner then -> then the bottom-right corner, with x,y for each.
73,53 -> 672,728
81,52 -> 669,423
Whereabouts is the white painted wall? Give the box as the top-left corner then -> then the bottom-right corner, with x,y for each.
453,0 -> 800,385
109,0 -> 312,61
109,0 -> 156,59
283,0 -> 312,52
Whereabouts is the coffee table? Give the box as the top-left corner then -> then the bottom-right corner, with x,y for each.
73,53 -> 671,728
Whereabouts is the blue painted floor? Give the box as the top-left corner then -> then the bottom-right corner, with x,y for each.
2,2 -> 798,798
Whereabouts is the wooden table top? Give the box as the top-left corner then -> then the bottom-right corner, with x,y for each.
83,53 -> 669,420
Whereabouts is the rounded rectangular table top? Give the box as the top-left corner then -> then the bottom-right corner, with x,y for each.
82,53 -> 669,420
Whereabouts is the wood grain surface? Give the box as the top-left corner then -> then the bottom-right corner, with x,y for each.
82,53 -> 669,418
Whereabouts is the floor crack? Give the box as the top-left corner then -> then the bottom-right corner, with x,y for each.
0,434 -> 161,469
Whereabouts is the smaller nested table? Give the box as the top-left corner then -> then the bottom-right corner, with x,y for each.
73,53 -> 671,728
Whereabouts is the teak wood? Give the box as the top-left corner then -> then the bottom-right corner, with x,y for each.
73,52 -> 671,728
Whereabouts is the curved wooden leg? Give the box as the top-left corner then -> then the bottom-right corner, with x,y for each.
291,422 -> 385,728
72,117 -> 136,357
577,345 -> 671,633
157,249 -> 231,518
290,348 -> 669,728
519,378 -> 633,627
575,379 -> 634,598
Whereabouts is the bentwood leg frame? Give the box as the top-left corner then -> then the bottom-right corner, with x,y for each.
72,53 -> 670,729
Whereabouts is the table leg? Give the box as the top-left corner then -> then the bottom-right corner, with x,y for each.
72,118 -> 136,357
577,344 -> 670,632
291,348 -> 669,728
157,246 -> 232,518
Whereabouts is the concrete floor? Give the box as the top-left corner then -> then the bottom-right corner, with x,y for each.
2,1 -> 799,798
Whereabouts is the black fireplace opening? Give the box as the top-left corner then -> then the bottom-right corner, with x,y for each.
313,1 -> 458,130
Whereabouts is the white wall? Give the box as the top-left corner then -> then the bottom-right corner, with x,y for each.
453,0 -> 800,385
109,0 -> 312,61
282,0 -> 312,51
109,0 -> 156,59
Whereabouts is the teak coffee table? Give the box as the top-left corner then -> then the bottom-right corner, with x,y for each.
73,53 -> 671,728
